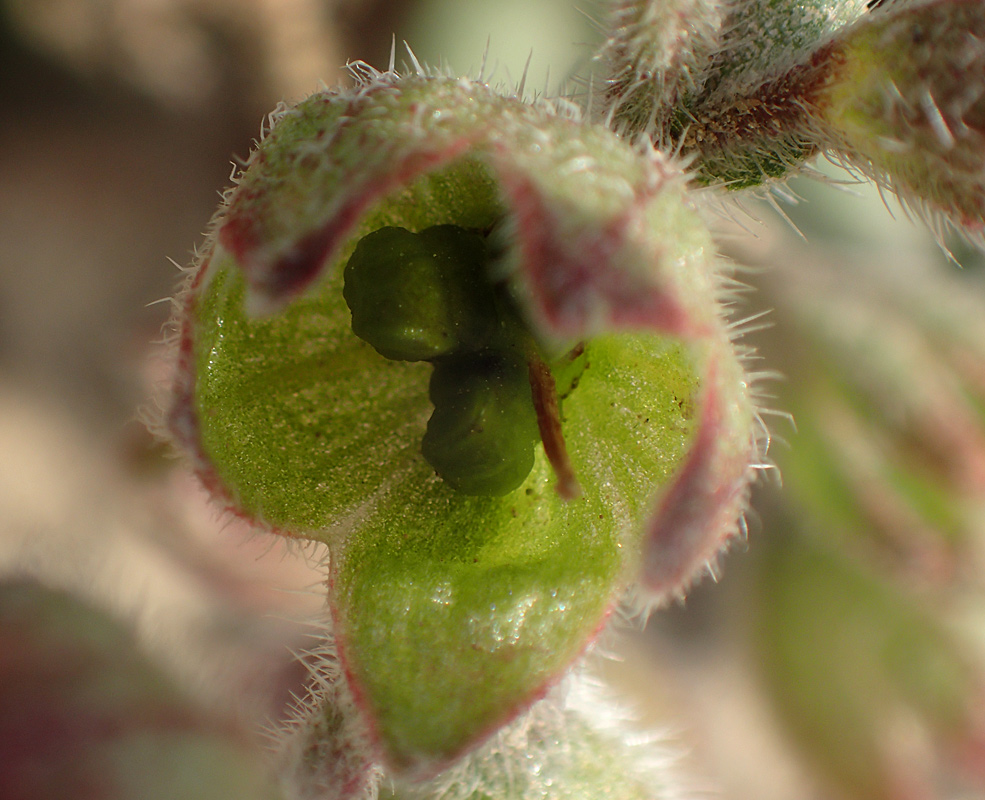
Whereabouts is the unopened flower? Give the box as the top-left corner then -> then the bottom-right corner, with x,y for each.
757,530 -> 985,800
813,0 -> 985,238
166,65 -> 760,777
595,0 -> 870,188
767,257 -> 985,575
598,0 -> 985,243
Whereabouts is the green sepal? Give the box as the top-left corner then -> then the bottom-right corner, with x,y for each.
176,69 -> 752,776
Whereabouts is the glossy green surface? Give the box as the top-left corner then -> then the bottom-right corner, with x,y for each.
423,351 -> 539,496
343,226 -> 498,362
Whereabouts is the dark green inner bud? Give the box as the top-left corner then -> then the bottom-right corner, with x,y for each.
343,224 -> 579,498
343,226 -> 498,361
423,353 -> 539,496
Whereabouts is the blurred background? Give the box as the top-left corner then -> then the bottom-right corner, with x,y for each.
2,1 -> 985,799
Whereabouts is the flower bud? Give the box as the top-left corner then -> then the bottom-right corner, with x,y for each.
167,68 -> 760,776
815,0 -> 985,237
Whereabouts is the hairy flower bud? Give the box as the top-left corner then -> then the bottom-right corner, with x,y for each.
595,0 -> 869,188
757,532 -> 985,800
595,0 -> 723,137
813,0 -> 985,238
166,65 -> 760,776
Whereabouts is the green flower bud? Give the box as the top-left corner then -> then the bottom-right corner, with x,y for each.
422,351 -> 539,496
167,67 -> 760,775
813,0 -> 985,237
595,0 -> 869,188
753,253 -> 985,799
756,531 -> 984,800
343,225 -> 498,362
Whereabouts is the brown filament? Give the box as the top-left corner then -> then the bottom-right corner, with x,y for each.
527,354 -> 582,500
